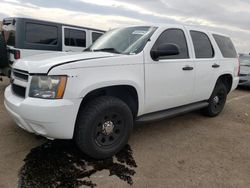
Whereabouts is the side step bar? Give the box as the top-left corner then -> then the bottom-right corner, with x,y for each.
136,101 -> 209,123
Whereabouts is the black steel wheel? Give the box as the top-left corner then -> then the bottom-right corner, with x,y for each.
75,96 -> 133,159
94,112 -> 125,147
203,82 -> 228,117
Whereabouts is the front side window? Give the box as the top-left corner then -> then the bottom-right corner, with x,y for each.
26,23 -> 58,45
190,31 -> 214,59
152,29 -> 189,60
88,26 -> 157,54
64,28 -> 86,47
213,34 -> 237,58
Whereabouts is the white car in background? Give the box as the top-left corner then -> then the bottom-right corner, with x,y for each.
0,17 -> 104,77
4,25 -> 240,159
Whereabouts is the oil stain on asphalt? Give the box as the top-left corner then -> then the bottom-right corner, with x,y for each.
18,140 -> 137,188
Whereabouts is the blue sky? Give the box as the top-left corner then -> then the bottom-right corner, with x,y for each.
0,0 -> 250,53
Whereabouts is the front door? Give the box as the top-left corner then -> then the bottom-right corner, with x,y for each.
144,27 -> 195,114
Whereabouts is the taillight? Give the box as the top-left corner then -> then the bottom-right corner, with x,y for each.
237,57 -> 240,76
14,50 -> 20,60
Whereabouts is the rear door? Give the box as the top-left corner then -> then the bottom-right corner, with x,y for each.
188,28 -> 218,101
62,26 -> 88,52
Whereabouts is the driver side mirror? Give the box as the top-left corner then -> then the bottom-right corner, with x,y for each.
151,43 -> 180,60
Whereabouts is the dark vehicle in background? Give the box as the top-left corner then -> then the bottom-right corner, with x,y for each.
0,17 -> 104,77
239,54 -> 250,87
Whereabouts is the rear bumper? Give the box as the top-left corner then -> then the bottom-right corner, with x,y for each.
4,86 -> 81,139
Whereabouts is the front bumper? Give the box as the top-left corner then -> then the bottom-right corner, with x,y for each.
4,86 -> 81,139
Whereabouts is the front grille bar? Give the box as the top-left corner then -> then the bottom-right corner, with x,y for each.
13,69 -> 29,81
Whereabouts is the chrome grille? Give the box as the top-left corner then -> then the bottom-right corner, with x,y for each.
13,69 -> 29,81
11,69 -> 29,98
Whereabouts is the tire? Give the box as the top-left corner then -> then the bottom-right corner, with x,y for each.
74,96 -> 133,159
202,82 -> 228,117
0,33 -> 9,69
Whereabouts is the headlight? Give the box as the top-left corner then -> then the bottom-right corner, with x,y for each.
29,76 -> 67,99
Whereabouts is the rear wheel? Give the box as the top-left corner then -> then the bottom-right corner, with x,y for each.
203,82 -> 228,117
0,33 -> 9,69
74,96 -> 133,159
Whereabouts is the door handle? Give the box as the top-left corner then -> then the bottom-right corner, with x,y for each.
182,66 -> 194,71
212,64 -> 220,68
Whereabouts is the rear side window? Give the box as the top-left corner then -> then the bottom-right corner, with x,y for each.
213,34 -> 237,58
190,31 -> 214,58
65,29 -> 86,47
26,23 -> 58,45
152,29 -> 189,59
92,32 -> 102,43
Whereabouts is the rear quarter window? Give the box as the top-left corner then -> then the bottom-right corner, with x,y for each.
3,19 -> 16,46
25,23 -> 58,45
213,34 -> 237,58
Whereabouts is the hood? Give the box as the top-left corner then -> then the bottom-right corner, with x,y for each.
240,65 -> 250,75
13,52 -> 119,74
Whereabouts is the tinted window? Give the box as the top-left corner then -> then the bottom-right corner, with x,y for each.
26,23 -> 58,45
3,20 -> 16,46
190,31 -> 214,58
92,32 -> 102,43
3,30 -> 15,46
65,29 -> 86,47
152,29 -> 189,59
213,34 -> 237,58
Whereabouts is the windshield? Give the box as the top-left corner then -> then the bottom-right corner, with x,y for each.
240,56 -> 250,66
87,26 -> 157,54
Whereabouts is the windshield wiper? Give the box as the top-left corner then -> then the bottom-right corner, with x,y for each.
93,48 -> 121,54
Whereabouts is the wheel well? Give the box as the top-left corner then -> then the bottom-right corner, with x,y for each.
80,85 -> 139,118
217,74 -> 233,93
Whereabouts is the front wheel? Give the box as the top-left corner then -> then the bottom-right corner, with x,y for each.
202,82 -> 228,117
74,96 -> 133,159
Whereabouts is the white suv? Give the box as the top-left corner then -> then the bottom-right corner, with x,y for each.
4,25 -> 240,159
